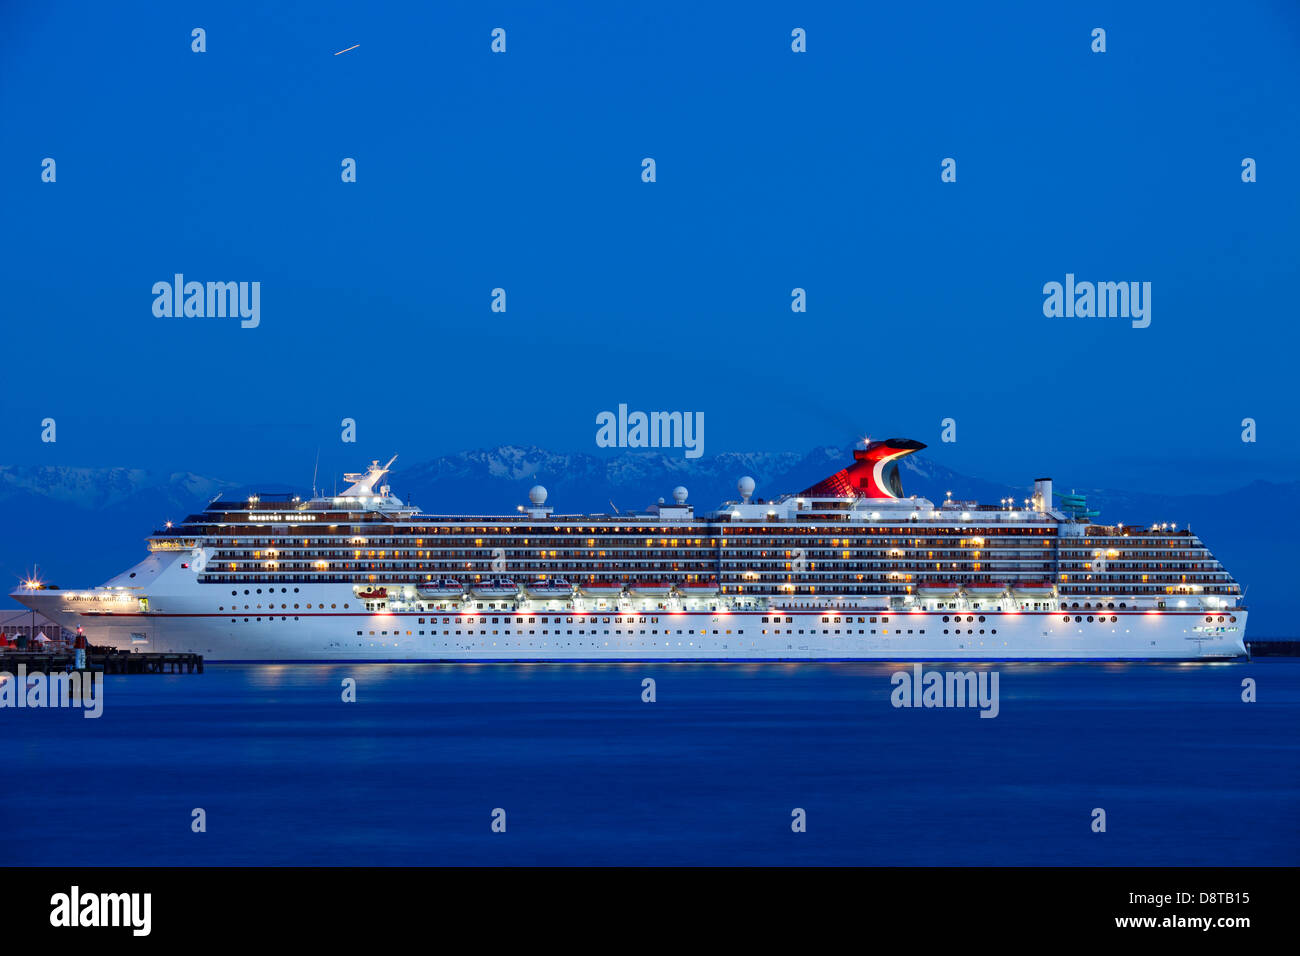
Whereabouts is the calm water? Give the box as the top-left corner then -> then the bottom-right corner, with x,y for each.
3,660 -> 1297,866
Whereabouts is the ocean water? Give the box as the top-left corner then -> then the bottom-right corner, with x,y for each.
3,660 -> 1297,866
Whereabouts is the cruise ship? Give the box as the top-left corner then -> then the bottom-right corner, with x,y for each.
11,441 -> 1248,662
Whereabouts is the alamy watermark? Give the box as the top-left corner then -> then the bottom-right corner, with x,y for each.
50,886 -> 150,936
595,404 -> 704,459
1,666 -> 104,718
152,274 -> 260,328
1042,273 -> 1150,328
890,663 -> 999,718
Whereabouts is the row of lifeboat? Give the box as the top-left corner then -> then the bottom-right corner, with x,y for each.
356,580 -> 723,602
914,581 -> 1056,599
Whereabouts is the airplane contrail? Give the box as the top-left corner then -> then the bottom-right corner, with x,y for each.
334,44 -> 359,55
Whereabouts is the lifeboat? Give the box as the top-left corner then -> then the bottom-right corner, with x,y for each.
628,582 -> 672,597
963,584 -> 1007,598
357,587 -> 388,600
915,582 -> 960,598
580,581 -> 625,597
416,578 -> 463,599
526,578 -> 574,598
1012,581 -> 1056,598
471,578 -> 520,598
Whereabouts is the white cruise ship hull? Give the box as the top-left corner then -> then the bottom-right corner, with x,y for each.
16,565 -> 1248,663
10,447 -> 1250,664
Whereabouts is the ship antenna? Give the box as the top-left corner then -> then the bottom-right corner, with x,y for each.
312,448 -> 320,498
609,499 -> 620,515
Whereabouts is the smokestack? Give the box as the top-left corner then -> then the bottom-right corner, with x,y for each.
1033,478 -> 1053,513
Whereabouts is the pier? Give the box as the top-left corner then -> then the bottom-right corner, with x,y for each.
0,647 -> 203,674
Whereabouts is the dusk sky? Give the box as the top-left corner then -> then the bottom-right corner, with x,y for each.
2,1 -> 1297,494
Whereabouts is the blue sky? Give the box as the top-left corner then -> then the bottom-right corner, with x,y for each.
2,1 -> 1297,493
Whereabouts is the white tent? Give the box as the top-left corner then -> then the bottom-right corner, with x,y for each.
34,632 -> 50,643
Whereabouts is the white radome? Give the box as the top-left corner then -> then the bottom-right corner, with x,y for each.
529,485 -> 548,505
672,486 -> 688,504
738,476 -> 756,500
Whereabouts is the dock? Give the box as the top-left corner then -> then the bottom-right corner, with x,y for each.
1246,640 -> 1300,658
0,647 -> 203,674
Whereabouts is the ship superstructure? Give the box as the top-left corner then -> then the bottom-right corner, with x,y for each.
11,441 -> 1247,661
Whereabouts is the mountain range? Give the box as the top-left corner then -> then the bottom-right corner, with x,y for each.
1,446 -> 1291,636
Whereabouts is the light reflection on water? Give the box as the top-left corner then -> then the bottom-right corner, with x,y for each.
2,659 -> 1296,866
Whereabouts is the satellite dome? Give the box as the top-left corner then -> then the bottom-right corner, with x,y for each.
738,476 -> 756,501
672,486 -> 688,504
528,485 -> 548,505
